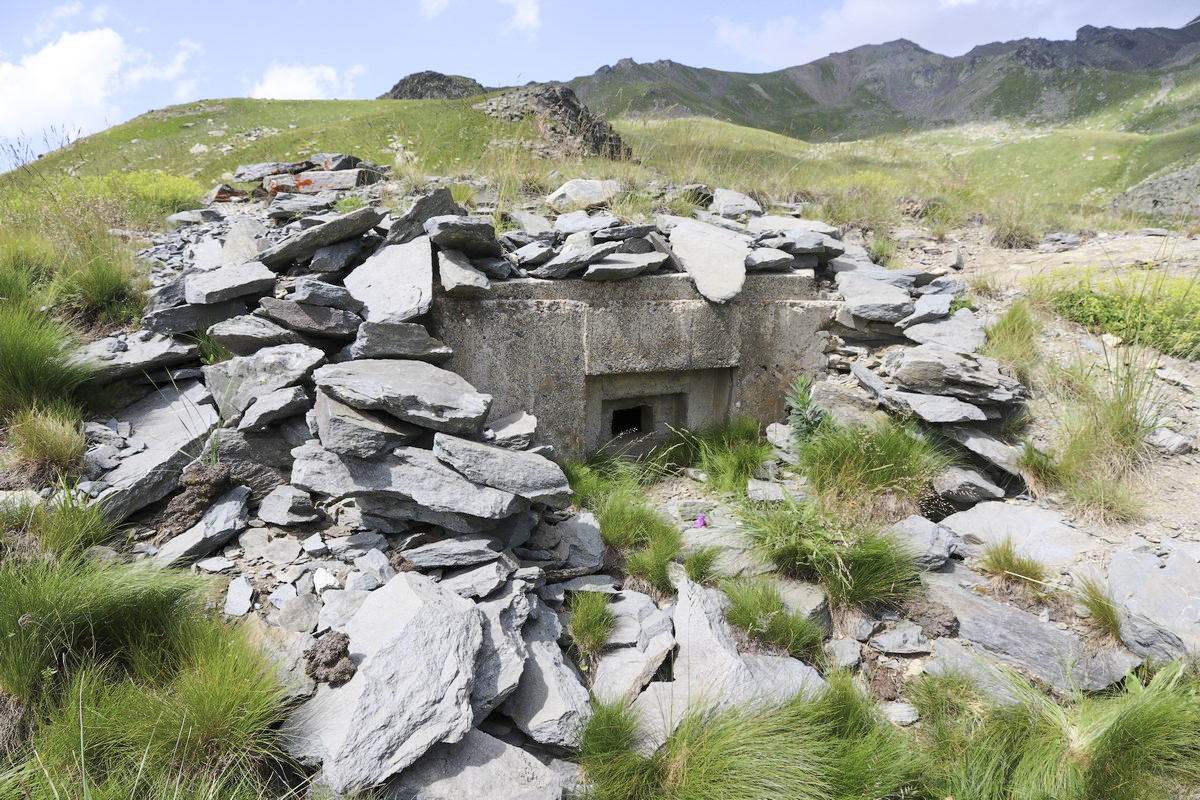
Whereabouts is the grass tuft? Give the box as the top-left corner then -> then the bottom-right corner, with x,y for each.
683,545 -> 721,584
567,591 -> 614,667
0,306 -> 95,419
0,490 -> 117,558
981,299 -> 1041,385
979,538 -> 1047,592
1076,574 -> 1122,643
4,405 -> 85,478
721,577 -> 825,661
675,418 -> 772,496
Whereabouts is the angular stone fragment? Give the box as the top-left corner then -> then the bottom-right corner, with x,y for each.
547,178 -> 620,212
234,161 -> 313,182
663,216 -> 749,303
553,210 -> 620,235
582,251 -> 669,280
291,443 -> 524,529
885,343 -> 1028,405
592,590 -> 675,704
258,485 -> 320,526
529,240 -> 621,279
896,293 -> 953,328
904,309 -> 986,353
92,381 -> 219,522
433,433 -> 572,507
142,300 -> 247,336
745,247 -> 794,271
204,344 -> 325,420
382,728 -> 562,800
258,297 -> 362,338
403,535 -> 504,569
184,261 -> 276,305
291,278 -> 363,312
386,188 -> 467,245
156,486 -> 250,566
746,215 -> 838,237
238,386 -> 311,432
870,621 -> 930,655
267,192 -> 334,222
941,425 -> 1023,477
283,574 -> 483,794
313,359 -> 490,435
836,273 -> 914,323
265,169 -> 376,194
890,515 -> 956,570
80,332 -> 199,381
709,188 -> 762,218
501,597 -> 590,748
343,238 -> 434,324
345,321 -> 452,361
224,577 -> 254,616
1108,549 -> 1197,660
314,390 -> 422,458
438,249 -> 490,295
259,206 -> 385,269
885,391 -> 987,423
485,411 -> 537,450
933,466 -> 1005,504
512,241 -> 554,266
206,315 -> 302,355
424,215 -> 501,257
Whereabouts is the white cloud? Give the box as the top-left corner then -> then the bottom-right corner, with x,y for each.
0,28 -> 124,140
251,62 -> 367,99
500,0 -> 540,35
90,3 -> 112,22
420,0 -> 452,15
23,2 -> 83,47
713,0 -> 1198,68
124,38 -> 204,88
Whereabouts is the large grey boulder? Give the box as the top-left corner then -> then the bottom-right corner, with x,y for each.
259,206 -> 385,269
885,343 -> 1028,405
345,322 -> 453,361
386,188 -> 467,245
184,261 -> 276,305
500,597 -> 590,748
80,331 -> 199,381
485,410 -> 538,450
424,215 -> 501,258
433,433 -> 572,507
890,515 -> 956,571
903,309 -> 986,353
547,178 -> 620,212
313,359 -> 491,436
155,486 -> 250,566
291,443 -> 524,532
709,188 -> 762,218
836,273 -> 915,323
941,502 -> 1097,571
343,238 -> 434,325
382,728 -> 562,800
663,216 -> 749,303
203,344 -> 325,420
924,564 -> 1139,692
556,510 -> 605,572
283,574 -> 483,794
92,381 -> 219,522
1108,548 -> 1197,660
471,580 -> 533,721
206,315 -> 302,355
314,390 -> 422,459
592,590 -> 675,703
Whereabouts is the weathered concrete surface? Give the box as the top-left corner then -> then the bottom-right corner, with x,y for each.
430,273 -> 834,458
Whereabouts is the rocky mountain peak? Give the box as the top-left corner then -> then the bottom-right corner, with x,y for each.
379,71 -> 485,101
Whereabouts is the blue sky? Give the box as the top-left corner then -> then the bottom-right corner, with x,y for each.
0,0 -> 1195,143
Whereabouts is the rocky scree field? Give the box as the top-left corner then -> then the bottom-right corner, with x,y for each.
0,80 -> 1199,800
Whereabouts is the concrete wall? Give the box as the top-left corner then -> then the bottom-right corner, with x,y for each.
429,272 -> 837,460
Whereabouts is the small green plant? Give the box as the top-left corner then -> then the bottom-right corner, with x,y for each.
683,545 -> 721,584
785,375 -> 828,443
979,538 -> 1046,592
333,194 -> 366,213
988,196 -> 1042,249
675,418 -> 771,496
189,331 -> 232,365
0,306 -> 95,418
797,418 -> 953,507
449,183 -> 476,208
741,500 -> 920,607
1075,574 -> 1122,643
4,404 -> 85,477
949,293 -> 977,312
1016,440 -> 1059,492
981,299 -> 1041,385
567,591 -> 614,666
721,577 -> 825,661
868,230 -> 896,265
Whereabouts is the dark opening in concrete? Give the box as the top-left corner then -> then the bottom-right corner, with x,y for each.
610,404 -> 652,437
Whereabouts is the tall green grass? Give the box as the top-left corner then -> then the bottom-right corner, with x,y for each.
567,591 -> 614,667
740,500 -> 920,607
675,418 -> 772,496
0,306 -> 94,419
721,577 -> 825,661
981,299 -> 1041,385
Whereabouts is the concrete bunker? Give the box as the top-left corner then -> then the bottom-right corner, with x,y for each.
430,272 -> 837,460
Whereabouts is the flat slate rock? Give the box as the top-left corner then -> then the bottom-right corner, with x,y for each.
836,273 -> 915,323
424,215 -> 502,258
402,534 -> 504,569
206,315 -> 303,355
885,343 -> 1028,405
890,515 -> 956,571
344,321 -> 452,361
314,390 -> 423,459
933,466 -> 1005,504
553,210 -> 620,235
438,249 -> 490,295
662,216 -> 749,303
282,573 -> 483,794
940,502 -> 1096,570
313,359 -> 491,436
709,188 -> 762,218
433,433 -> 572,507
92,381 -> 219,522
343,238 -> 434,324
81,332 -> 199,381
941,425 -> 1023,477
896,293 -> 953,328
258,297 -> 362,338
903,308 -> 986,353
259,206 -> 385,269
1108,548 -> 1197,661
381,728 -> 562,800
204,343 -> 326,420
885,390 -> 987,423
547,178 -> 620,212
184,261 -> 276,305
924,564 -> 1139,693
386,188 -> 466,245
582,251 -> 669,280
155,486 -> 250,566
746,215 -> 838,237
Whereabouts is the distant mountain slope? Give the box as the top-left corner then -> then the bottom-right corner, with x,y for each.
568,20 -> 1200,139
